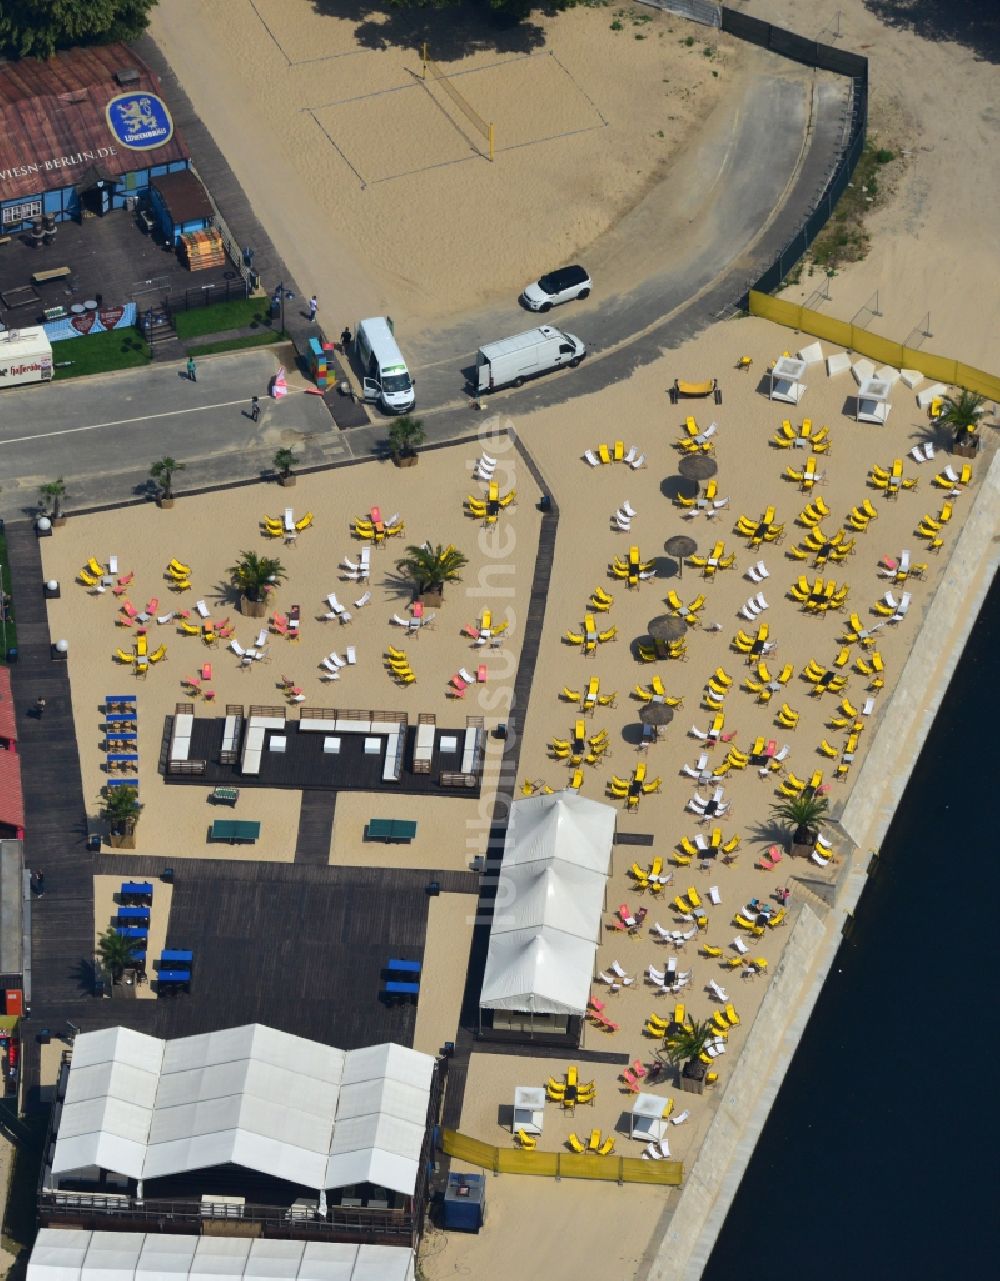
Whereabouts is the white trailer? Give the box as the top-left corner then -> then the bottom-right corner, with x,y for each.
476,325 -> 585,393
0,325 -> 53,389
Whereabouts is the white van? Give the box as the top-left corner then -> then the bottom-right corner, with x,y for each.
355,317 -> 415,414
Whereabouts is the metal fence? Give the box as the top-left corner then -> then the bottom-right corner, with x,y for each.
719,7 -> 869,305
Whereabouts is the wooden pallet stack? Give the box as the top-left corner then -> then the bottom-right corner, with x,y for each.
179,228 -> 226,272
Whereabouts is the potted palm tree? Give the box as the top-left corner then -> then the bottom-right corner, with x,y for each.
39,478 -> 68,526
97,926 -> 140,986
150,456 -> 185,508
396,542 -> 468,607
230,549 -> 286,617
660,1017 -> 716,1094
273,447 -> 297,487
387,415 -> 425,468
772,792 -> 829,858
940,389 -> 985,458
105,784 -> 141,850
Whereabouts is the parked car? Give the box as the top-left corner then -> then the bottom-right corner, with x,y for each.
521,264 -> 592,312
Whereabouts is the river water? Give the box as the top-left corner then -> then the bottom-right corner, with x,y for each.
701,575 -> 998,1279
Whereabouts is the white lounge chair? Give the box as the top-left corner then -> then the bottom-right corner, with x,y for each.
708,980 -> 729,1003
354,591 -> 371,609
651,922 -> 672,942
629,452 -> 647,470
156,613 -> 174,625
229,639 -> 245,658
638,569 -> 657,580
621,499 -> 637,518
647,965 -> 665,985
255,628 -> 268,649
459,667 -> 475,685
815,832 -> 833,850
862,697 -> 875,716
732,936 -> 749,955
891,592 -> 910,622
597,971 -> 620,989
609,960 -> 633,985
689,726 -> 708,740
346,646 -> 357,665
657,1136 -> 671,1158
623,445 -> 640,466
321,657 -> 339,675
342,557 -> 359,573
583,449 -> 600,466
709,885 -> 721,905
614,513 -> 632,532
392,614 -> 412,628
321,670 -> 340,681
747,560 -> 769,582
670,1109 -> 690,1126
740,600 -> 760,621
645,1143 -> 664,1160
327,593 -> 344,614
195,599 -> 210,618
753,592 -> 768,611
811,850 -> 830,867
330,652 -> 346,669
679,927 -> 698,942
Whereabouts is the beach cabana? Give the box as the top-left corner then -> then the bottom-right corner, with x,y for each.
768,356 -> 807,404
630,1093 -> 672,1141
856,378 -> 892,424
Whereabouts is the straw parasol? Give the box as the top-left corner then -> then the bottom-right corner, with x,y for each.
648,614 -> 687,643
639,701 -> 674,742
678,454 -> 719,483
664,534 -> 697,581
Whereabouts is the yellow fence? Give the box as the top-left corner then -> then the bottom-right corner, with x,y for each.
440,1129 -> 682,1186
748,292 -> 1000,402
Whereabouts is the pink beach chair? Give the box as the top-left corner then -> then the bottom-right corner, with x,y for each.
449,674 -> 469,698
759,845 -> 782,871
121,600 -> 138,619
146,597 -> 159,615
621,1067 -> 641,1093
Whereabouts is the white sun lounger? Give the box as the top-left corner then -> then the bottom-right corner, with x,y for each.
346,646 -> 357,665
732,936 -> 749,955
629,452 -> 647,470
709,885 -> 721,905
195,599 -> 210,618
354,591 -> 371,609
583,449 -> 600,466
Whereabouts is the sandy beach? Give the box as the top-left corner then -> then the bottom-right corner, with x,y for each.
150,0 -> 738,328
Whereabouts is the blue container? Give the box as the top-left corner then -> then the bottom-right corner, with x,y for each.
441,1173 -> 486,1232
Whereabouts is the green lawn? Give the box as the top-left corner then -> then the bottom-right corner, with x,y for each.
51,329 -> 151,381
186,330 -> 288,357
173,296 -> 277,340
0,530 -> 17,660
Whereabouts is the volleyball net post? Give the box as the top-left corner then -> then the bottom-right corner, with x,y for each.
421,42 -> 495,162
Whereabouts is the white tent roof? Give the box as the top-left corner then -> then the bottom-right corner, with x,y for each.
500,792 -> 616,875
480,793 -> 615,1016
491,859 -> 605,943
50,1026 -> 433,1197
479,927 -> 599,1015
27,1234 -> 415,1281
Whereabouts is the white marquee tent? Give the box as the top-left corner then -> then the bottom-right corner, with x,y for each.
26,1231 -> 415,1281
49,1026 -> 434,1199
479,792 -> 616,1017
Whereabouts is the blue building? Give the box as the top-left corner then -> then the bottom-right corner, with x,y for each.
0,44 -> 191,234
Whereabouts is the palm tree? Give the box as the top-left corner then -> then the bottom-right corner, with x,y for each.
387,415 -> 426,462
939,389 -> 985,448
150,456 -> 185,501
660,1017 -> 715,1083
273,447 -> 296,481
97,926 -> 138,984
396,542 -> 468,600
772,792 -> 829,848
38,478 -> 67,520
229,550 -> 286,603
104,785 -> 142,836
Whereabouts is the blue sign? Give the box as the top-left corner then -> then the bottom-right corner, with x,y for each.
106,93 -> 173,151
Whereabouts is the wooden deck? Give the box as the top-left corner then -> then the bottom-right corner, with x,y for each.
294,791 -> 336,865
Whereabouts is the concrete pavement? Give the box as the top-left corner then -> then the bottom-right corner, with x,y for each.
0,348 -> 351,518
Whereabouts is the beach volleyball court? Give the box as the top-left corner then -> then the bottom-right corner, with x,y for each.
310,51 -> 607,186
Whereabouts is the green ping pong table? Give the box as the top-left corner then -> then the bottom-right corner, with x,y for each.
210,819 -> 261,844
364,819 -> 418,844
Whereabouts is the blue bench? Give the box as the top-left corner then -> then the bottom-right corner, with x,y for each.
387,959 -> 422,975
161,949 -> 193,965
116,926 -> 148,940
117,906 -> 150,922
107,753 -> 139,764
120,881 -> 153,903
106,714 -> 138,724
106,694 -> 136,705
384,980 -> 420,997
107,778 -> 139,790
158,969 -> 191,983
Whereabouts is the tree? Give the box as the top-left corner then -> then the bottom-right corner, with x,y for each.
396,542 -> 468,598
150,456 -> 184,501
387,415 -> 426,460
0,0 -> 158,59
38,478 -> 67,520
97,926 -> 138,984
273,447 -> 296,480
229,550 -> 286,603
771,792 -> 829,848
660,1017 -> 715,1081
939,388 -> 985,447
104,784 -> 141,835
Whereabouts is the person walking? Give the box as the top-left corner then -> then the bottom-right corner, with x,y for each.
186,356 -> 197,382
250,395 -> 261,423
35,697 -> 46,717
308,296 -> 318,322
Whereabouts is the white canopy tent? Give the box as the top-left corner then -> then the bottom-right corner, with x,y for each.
27,1233 -> 415,1281
856,378 -> 892,424
768,356 -> 807,403
479,793 -> 616,1019
49,1026 -> 434,1201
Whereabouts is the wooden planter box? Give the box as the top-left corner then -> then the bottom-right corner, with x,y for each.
394,452 -> 418,468
680,1063 -> 706,1095
157,496 -> 175,509
420,589 -> 444,608
952,438 -> 979,459
791,841 -> 813,860
108,832 -> 136,850
240,595 -> 269,618
278,474 -> 296,487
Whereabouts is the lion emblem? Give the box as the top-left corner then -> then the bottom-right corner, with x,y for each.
117,97 -> 158,135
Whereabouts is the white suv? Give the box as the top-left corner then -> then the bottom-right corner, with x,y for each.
522,264 -> 592,312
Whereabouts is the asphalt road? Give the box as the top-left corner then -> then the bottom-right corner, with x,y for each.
0,57 -> 852,513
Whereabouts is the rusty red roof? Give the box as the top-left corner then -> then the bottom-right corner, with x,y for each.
0,44 -> 189,202
0,669 -> 16,743
0,749 -> 24,830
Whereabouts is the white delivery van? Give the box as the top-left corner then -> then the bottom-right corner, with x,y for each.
0,325 -> 53,389
476,325 -> 585,394
355,316 -> 415,414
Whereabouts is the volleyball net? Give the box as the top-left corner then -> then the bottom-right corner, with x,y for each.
421,44 -> 495,162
